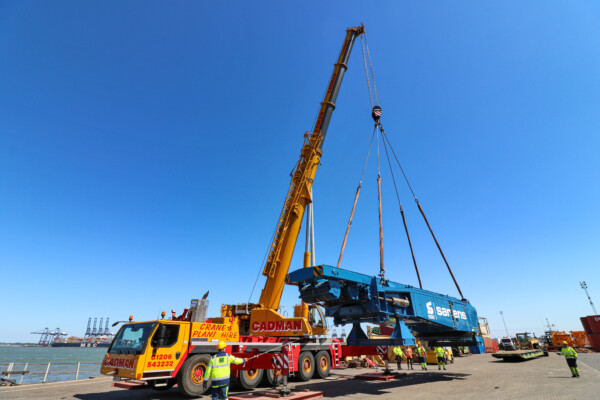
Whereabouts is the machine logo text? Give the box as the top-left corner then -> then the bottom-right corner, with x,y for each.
252,320 -> 302,332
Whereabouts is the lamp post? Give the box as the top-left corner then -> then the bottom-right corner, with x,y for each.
580,281 -> 598,315
499,311 -> 509,337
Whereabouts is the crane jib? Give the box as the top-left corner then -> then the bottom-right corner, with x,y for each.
257,25 -> 365,312
314,27 -> 364,148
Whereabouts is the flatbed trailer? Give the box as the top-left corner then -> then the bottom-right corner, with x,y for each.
492,349 -> 547,361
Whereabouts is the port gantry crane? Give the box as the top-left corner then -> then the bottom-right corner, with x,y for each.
221,24 -> 366,338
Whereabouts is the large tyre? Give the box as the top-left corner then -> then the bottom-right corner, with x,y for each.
314,351 -> 331,379
297,351 -> 315,381
177,354 -> 211,398
236,368 -> 264,389
262,368 -> 283,387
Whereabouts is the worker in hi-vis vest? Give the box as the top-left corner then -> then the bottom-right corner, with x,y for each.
405,346 -> 414,370
392,346 -> 404,370
559,341 -> 580,377
416,342 -> 427,370
204,341 -> 247,400
434,346 -> 447,370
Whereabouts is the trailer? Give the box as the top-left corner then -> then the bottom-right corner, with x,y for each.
492,349 -> 547,361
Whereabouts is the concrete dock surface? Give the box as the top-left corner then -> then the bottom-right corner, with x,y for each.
1,353 -> 599,400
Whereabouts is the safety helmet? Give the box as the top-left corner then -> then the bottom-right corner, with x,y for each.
217,341 -> 227,350
562,341 -> 568,345
416,341 -> 421,345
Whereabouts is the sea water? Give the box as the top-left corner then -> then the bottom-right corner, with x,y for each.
0,345 -> 106,384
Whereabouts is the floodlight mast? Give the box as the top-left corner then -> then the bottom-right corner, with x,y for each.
580,281 -> 598,315
499,311 -> 509,337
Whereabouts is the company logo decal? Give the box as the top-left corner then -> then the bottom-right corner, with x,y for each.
426,302 -> 435,320
252,320 -> 302,333
104,357 -> 135,370
426,301 -> 467,320
192,323 -> 238,340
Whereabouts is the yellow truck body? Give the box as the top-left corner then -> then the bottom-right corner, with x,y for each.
101,318 -> 238,381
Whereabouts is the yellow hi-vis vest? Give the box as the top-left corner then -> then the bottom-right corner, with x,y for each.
205,351 -> 245,387
393,346 -> 404,358
416,346 -> 426,356
560,346 -> 577,359
435,347 -> 445,357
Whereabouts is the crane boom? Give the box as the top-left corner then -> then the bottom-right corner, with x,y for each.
258,25 -> 365,311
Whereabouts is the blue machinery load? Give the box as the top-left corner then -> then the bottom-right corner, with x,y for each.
288,265 -> 484,348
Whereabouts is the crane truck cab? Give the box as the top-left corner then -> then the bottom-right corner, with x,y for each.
101,313 -> 240,396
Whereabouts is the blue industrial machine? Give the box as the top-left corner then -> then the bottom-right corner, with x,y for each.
287,265 -> 483,347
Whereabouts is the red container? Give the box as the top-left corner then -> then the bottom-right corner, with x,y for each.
483,337 -> 498,353
581,315 -> 600,334
586,332 -> 600,351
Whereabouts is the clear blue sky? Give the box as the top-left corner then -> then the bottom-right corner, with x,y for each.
1,1 -> 599,343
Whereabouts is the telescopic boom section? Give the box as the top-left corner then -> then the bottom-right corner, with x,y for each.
258,25 -> 365,311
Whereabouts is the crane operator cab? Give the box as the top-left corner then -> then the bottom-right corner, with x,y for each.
308,305 -> 327,335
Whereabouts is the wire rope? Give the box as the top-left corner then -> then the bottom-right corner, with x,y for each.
364,31 -> 380,106
381,131 -> 418,201
360,36 -> 374,109
336,126 -> 377,268
375,124 -> 385,280
380,130 -> 464,299
380,125 -> 423,288
248,204 -> 285,305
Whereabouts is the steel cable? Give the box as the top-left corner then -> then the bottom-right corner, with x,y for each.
336,127 -> 377,268
380,125 -> 423,288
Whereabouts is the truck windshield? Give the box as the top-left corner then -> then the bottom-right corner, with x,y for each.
109,322 -> 157,354
310,306 -> 325,328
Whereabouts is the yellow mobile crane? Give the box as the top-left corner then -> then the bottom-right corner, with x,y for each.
221,25 -> 365,337
101,25 -> 366,397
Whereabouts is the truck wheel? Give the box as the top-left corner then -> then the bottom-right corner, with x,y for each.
314,351 -> 331,379
262,369 -> 283,387
236,368 -> 263,389
297,351 -> 315,381
177,354 -> 210,398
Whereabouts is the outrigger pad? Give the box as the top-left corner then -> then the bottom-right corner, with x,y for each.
345,321 -> 416,347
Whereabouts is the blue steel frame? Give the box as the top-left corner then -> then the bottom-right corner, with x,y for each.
287,265 -> 481,347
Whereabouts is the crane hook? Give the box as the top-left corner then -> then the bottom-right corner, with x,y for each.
372,105 -> 382,123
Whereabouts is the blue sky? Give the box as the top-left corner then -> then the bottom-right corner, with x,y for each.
1,1 -> 599,343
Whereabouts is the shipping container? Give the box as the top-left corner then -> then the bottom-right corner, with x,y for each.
483,337 -> 499,353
